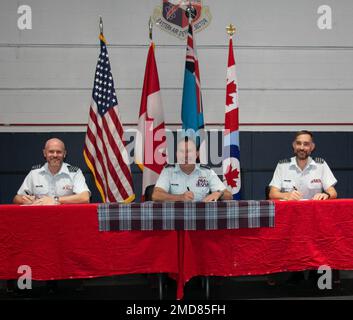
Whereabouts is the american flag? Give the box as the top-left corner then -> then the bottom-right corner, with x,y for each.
84,34 -> 135,203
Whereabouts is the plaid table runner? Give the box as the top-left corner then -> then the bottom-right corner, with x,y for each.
98,200 -> 275,231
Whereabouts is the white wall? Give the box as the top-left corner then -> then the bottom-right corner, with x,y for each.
1,0 -> 353,132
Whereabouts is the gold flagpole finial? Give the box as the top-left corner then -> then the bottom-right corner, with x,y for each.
149,16 -> 153,41
226,24 -> 236,36
99,16 -> 104,34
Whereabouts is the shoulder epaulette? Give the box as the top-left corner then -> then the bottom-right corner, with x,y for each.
31,164 -> 43,170
67,165 -> 79,172
165,164 -> 175,168
314,157 -> 324,164
278,158 -> 290,164
200,164 -> 211,169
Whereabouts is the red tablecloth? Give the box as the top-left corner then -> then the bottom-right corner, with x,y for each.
178,199 -> 353,298
0,204 -> 178,281
1,200 -> 353,300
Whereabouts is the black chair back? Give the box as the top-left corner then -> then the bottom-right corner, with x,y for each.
265,186 -> 271,200
144,185 -> 155,201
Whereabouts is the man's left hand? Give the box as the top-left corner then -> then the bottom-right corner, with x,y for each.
32,196 -> 57,205
312,193 -> 330,200
202,192 -> 222,202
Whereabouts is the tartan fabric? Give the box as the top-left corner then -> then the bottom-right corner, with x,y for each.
98,200 -> 275,231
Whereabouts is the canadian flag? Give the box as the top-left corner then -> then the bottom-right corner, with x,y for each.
223,35 -> 241,199
135,42 -> 167,198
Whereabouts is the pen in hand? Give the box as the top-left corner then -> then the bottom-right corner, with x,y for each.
292,186 -> 302,200
23,189 -> 35,204
185,186 -> 194,201
24,190 -> 35,200
24,189 -> 33,196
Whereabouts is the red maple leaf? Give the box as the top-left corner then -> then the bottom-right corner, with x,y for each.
225,164 -> 239,188
226,81 -> 237,106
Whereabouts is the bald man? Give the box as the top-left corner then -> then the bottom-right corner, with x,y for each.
13,138 -> 90,205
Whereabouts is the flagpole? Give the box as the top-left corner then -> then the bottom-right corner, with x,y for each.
224,23 -> 241,200
135,16 -> 167,199
185,2 -> 196,22
99,16 -> 103,35
149,16 -> 153,42
84,15 -> 135,203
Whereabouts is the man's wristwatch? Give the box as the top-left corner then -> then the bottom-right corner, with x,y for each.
217,190 -> 224,200
53,196 -> 60,204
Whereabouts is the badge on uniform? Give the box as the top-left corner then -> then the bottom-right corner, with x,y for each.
196,177 -> 209,187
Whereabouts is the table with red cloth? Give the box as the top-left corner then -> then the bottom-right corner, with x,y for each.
0,204 -> 179,283
1,200 -> 353,299
179,199 -> 353,298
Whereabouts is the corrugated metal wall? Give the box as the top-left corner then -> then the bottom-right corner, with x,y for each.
1,0 -> 353,131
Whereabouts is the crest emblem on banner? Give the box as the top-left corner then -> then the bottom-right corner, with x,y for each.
152,0 -> 211,40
